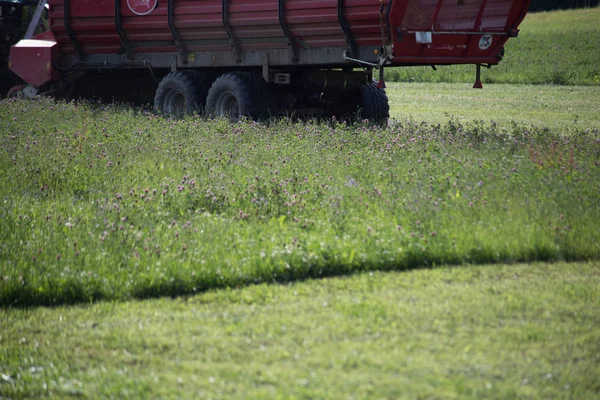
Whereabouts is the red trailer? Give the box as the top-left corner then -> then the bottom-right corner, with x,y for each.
9,0 -> 530,120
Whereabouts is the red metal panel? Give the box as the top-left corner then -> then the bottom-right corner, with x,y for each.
121,1 -> 177,53
228,0 -> 285,50
480,0 -> 513,30
285,0 -> 345,48
42,0 -> 530,67
51,0 -> 121,55
392,0 -> 526,32
175,0 -> 230,53
390,0 -> 530,64
9,32 -> 60,87
345,0 -> 390,47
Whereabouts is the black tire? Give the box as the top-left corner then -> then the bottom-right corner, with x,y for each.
205,72 -> 277,120
332,81 -> 389,124
154,71 -> 209,117
359,82 -> 389,123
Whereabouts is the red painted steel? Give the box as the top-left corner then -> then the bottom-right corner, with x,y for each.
48,0 -> 529,60
9,31 -> 60,87
12,0 -> 531,87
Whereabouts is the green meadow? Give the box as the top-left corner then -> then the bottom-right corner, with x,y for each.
1,89 -> 599,399
1,94 -> 599,306
2,6 -> 600,399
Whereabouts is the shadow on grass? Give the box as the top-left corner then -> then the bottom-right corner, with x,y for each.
2,245 -> 595,309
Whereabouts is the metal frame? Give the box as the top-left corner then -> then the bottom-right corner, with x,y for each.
114,0 -> 132,58
278,0 -> 298,61
63,0 -> 83,58
385,0 -> 393,42
61,46 -> 382,71
472,0 -> 490,31
430,0 -> 444,30
222,0 -> 241,62
337,0 -> 356,58
24,0 -> 47,39
168,0 -> 187,61
60,42 -> 504,73
408,30 -> 513,36
463,0 -> 489,56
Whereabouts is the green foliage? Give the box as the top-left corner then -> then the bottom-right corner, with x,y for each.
385,7 -> 600,86
1,97 -> 599,307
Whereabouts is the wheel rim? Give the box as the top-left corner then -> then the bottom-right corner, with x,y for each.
162,89 -> 186,117
215,91 -> 239,120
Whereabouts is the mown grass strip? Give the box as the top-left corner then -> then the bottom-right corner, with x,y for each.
1,262 -> 599,399
387,83 -> 600,131
1,98 -> 599,306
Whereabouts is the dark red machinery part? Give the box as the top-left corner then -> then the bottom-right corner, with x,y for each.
9,30 -> 59,88
41,0 -> 529,63
8,0 -> 531,104
390,0 -> 530,64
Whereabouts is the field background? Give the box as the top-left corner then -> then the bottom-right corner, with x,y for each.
2,7 -> 600,400
386,82 -> 600,131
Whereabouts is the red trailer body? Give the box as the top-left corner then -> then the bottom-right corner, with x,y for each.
9,0 -> 530,120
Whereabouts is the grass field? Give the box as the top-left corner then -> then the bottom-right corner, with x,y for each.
2,262 -> 599,399
1,85 -> 599,397
1,90 -> 599,307
387,82 -> 600,131
2,6 -> 600,397
385,7 -> 600,86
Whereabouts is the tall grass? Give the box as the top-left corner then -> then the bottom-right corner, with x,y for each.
385,7 -> 600,86
1,98 -> 599,306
